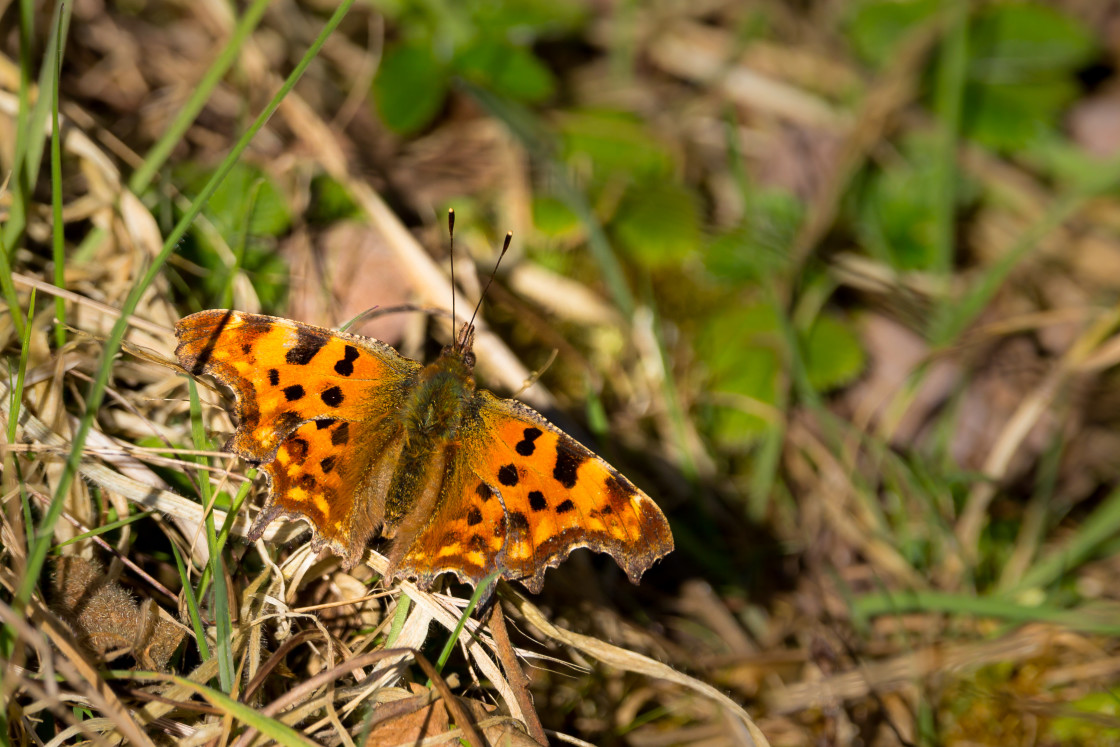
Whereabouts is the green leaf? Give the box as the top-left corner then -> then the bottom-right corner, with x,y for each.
531,194 -> 580,238
803,314 -> 866,392
174,161 -> 290,239
852,133 -> 978,271
558,110 -> 673,177
962,3 -> 1096,150
704,189 -> 801,283
308,173 -> 361,225
844,0 -> 940,68
373,43 -> 449,135
467,0 -> 586,36
611,181 -> 701,268
455,41 -> 555,102
695,305 -> 783,449
962,77 -> 1079,151
1050,689 -> 1120,742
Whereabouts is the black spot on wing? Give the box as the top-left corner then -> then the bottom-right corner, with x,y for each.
268,368 -> 280,386
529,490 -> 547,511
334,345 -> 359,376
469,534 -> 487,553
508,512 -> 529,532
287,438 -> 310,463
476,483 -> 494,502
286,327 -> 329,365
274,411 -> 302,437
553,438 -> 588,489
467,507 -> 483,526
240,343 -> 252,355
498,464 -> 519,486
283,384 -> 305,401
605,472 -> 636,505
320,456 -> 336,474
321,386 -> 344,407
515,427 -> 543,456
330,421 -> 349,446
555,499 -> 575,514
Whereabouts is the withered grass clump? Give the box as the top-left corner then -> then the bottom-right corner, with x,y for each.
51,556 -> 185,671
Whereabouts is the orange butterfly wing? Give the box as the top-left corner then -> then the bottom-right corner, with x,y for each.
175,310 -> 419,561
393,392 -> 674,593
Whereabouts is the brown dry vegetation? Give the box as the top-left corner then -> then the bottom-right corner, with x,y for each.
5,0 -> 1120,745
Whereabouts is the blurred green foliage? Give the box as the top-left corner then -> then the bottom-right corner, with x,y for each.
308,173 -> 362,226
172,161 -> 290,309
849,133 -> 978,271
847,1 -> 1096,151
371,0 -> 584,134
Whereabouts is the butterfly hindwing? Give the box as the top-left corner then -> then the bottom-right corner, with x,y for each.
255,419 -> 405,564
175,310 -> 418,462
394,391 -> 673,593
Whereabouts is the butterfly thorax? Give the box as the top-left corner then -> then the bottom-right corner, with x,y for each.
399,347 -> 476,444
384,348 -> 476,528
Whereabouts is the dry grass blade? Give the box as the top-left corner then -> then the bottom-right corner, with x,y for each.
765,625 -> 1053,714
488,599 -> 546,744
231,649 -> 486,747
506,591 -> 771,746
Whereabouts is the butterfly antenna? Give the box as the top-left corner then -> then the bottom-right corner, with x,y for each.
463,230 -> 512,350
448,208 -> 457,339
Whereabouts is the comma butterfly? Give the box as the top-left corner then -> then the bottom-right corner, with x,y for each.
174,227 -> 673,594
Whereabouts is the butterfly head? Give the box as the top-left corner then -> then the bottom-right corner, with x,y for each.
429,321 -> 477,378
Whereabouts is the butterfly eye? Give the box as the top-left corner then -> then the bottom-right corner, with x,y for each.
463,352 -> 476,369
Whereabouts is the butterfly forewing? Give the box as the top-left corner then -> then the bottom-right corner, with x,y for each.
175,310 -> 418,462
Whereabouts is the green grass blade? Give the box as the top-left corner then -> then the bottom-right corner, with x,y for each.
1005,483 -> 1120,596
853,589 -> 1120,635
124,672 -> 316,746
385,593 -> 412,648
50,509 -> 154,551
172,542 -> 211,661
188,379 -> 233,692
0,0 -> 43,337
6,288 -> 36,445
49,2 -> 70,348
3,0 -> 73,278
928,0 -> 967,280
428,571 -> 500,685
16,0 -> 358,614
127,0 -> 272,195
195,470 -> 255,603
